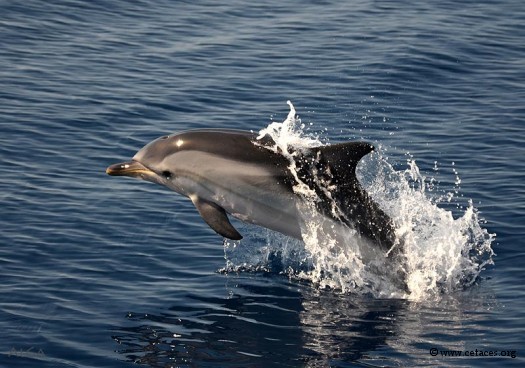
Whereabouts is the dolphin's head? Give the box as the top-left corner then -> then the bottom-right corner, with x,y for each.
106,133 -> 187,193
106,129 -> 255,194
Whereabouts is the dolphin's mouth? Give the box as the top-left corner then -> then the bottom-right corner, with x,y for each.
106,160 -> 153,177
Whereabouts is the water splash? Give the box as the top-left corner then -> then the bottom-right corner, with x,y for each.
224,102 -> 495,301
361,156 -> 495,300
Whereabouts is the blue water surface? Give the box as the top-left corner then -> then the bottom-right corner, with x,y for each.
1,1 -> 524,367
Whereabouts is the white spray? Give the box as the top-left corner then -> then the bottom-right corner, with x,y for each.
224,101 -> 495,301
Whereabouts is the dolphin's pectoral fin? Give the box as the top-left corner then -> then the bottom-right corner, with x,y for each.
191,197 -> 243,240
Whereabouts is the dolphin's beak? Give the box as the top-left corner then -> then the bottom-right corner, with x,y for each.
106,161 -> 152,177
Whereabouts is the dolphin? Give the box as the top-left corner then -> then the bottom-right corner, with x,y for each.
106,129 -> 397,252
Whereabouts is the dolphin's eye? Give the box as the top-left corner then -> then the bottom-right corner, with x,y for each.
160,135 -> 169,140
161,170 -> 172,179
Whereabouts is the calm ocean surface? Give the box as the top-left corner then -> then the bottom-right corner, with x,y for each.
1,1 -> 524,367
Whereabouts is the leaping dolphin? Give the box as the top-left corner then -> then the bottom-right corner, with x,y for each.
106,129 -> 397,252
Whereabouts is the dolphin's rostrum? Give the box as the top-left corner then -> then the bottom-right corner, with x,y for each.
107,129 -> 397,252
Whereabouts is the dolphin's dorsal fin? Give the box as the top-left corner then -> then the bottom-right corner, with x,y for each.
314,142 -> 375,184
311,142 -> 397,252
191,196 -> 243,240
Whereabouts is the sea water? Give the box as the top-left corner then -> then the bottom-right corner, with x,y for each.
1,0 -> 523,367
